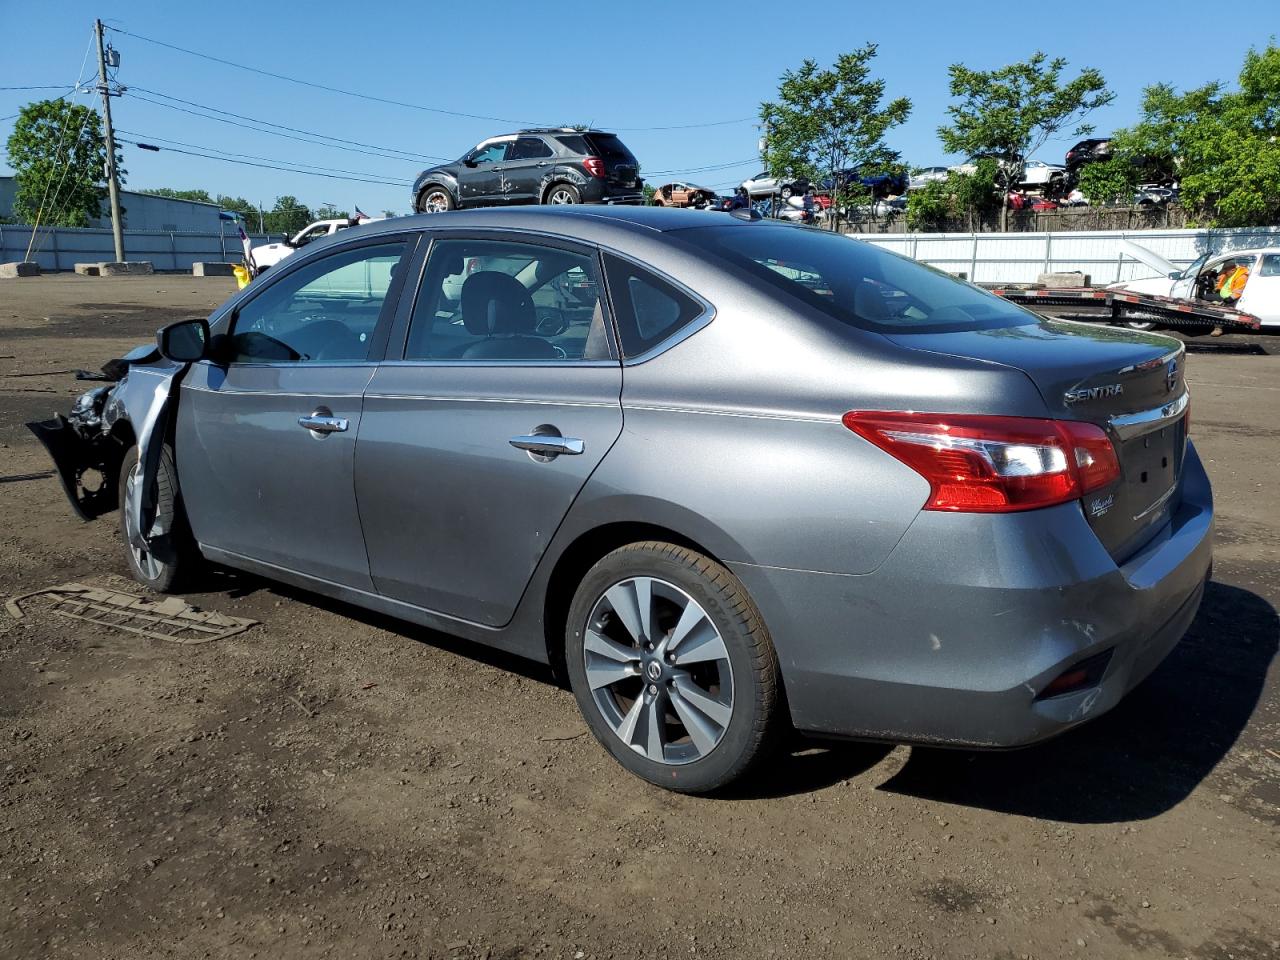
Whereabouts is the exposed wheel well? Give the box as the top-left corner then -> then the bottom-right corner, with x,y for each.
542,522 -> 723,682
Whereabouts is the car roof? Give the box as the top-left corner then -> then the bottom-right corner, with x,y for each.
350,205 -> 772,242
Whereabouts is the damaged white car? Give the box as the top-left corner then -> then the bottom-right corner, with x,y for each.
1111,240 -> 1280,328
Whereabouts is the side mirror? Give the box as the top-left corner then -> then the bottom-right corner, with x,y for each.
463,158 -> 478,168
157,318 -> 210,363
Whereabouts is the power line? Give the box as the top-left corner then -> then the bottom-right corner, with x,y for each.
107,25 -> 755,133
122,138 -> 410,186
128,85 -> 446,161
0,85 -> 82,91
109,26 -> 545,126
646,157 -> 760,176
117,128 -> 412,182
126,89 -> 445,165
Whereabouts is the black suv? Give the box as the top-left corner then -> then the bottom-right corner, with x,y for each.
412,129 -> 643,213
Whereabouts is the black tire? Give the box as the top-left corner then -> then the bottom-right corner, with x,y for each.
780,184 -> 793,200
565,541 -> 783,793
1126,320 -> 1158,331
118,443 -> 199,593
417,186 -> 455,214
544,182 -> 580,205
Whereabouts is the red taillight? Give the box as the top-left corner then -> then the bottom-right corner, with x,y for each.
842,412 -> 1120,513
582,156 -> 606,178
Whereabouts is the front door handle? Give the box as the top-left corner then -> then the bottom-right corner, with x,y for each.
509,435 -> 585,457
298,414 -> 349,434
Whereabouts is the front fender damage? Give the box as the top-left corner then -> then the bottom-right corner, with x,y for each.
26,347 -> 185,562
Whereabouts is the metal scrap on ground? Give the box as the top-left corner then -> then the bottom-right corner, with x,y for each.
5,582 -> 258,644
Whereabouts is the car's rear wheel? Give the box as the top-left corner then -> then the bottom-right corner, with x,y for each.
780,184 -> 793,200
417,186 -> 454,214
545,183 -> 580,205
118,444 -> 198,593
1126,320 -> 1158,331
565,542 -> 783,793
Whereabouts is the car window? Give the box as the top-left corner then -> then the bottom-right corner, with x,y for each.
1259,254 -> 1280,277
682,224 -> 1034,334
603,254 -> 704,356
468,141 -> 510,164
404,238 -> 610,362
225,241 -> 408,364
553,134 -> 589,155
294,224 -> 330,246
509,136 -> 553,161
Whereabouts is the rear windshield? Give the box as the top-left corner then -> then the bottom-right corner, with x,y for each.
679,224 -> 1033,334
584,133 -> 636,165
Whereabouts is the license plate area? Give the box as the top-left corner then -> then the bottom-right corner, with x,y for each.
1119,419 -> 1184,518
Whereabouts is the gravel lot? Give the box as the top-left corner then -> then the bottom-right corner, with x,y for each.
1,274 -> 1277,960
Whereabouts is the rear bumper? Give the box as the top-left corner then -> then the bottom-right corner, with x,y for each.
579,180 -> 644,205
730,441 -> 1214,747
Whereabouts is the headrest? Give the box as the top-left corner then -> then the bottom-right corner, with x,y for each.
461,271 -> 535,336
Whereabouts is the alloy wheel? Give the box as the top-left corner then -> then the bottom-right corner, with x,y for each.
123,463 -> 161,581
422,192 -> 450,213
548,187 -> 577,204
583,577 -> 734,765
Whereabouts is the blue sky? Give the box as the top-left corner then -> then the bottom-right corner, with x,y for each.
1,0 -> 1264,217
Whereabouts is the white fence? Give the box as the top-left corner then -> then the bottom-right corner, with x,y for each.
860,227 -> 1280,285
0,224 -> 279,272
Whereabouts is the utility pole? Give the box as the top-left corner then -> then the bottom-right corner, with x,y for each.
95,19 -> 125,262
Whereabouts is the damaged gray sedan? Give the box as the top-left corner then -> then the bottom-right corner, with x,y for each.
30,207 -> 1213,794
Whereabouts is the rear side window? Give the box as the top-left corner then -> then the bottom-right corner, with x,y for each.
1259,254 -> 1280,277
554,135 -> 590,155
604,254 -> 704,357
509,136 -> 553,160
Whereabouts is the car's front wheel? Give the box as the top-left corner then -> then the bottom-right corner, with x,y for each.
417,186 -> 454,214
545,183 -> 580,205
118,443 -> 198,593
565,542 -> 783,793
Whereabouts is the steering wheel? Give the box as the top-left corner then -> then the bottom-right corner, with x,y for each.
535,308 -> 568,337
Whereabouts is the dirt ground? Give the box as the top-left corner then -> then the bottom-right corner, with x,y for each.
1,275 -> 1277,960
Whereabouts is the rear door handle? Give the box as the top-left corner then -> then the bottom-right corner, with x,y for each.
298,414 -> 349,434
509,435 -> 585,456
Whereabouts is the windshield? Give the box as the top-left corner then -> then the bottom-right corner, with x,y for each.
1179,252 -> 1211,280
679,224 -> 1035,334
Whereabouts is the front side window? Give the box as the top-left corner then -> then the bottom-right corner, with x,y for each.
603,254 -> 704,357
681,224 -> 1035,334
294,224 -> 330,246
225,241 -> 408,363
468,141 -> 510,165
404,238 -> 610,361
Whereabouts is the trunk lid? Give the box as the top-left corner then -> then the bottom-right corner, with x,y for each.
886,319 -> 1188,561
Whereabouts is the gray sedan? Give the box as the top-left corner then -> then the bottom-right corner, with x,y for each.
30,207 -> 1212,794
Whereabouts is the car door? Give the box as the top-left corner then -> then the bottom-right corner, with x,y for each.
459,139 -> 511,205
177,235 -> 417,589
1239,253 -> 1280,324
501,136 -> 555,203
356,233 -> 624,626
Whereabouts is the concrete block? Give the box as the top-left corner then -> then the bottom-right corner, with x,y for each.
1037,271 -> 1091,288
99,261 -> 155,277
73,261 -> 155,277
0,261 -> 40,278
192,261 -> 236,277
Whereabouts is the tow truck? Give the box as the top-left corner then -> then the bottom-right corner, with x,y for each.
990,285 -> 1262,333
251,215 -> 385,272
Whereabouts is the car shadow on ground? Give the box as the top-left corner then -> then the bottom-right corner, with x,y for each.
875,580 -> 1277,823
194,571 -> 1275,817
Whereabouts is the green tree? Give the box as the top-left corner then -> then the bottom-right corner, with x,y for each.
5,99 -> 122,227
263,195 -> 312,235
141,187 -> 214,203
1076,154 -> 1139,206
313,205 -> 349,221
938,52 -> 1113,228
760,44 -> 912,230
1112,44 -> 1280,226
905,159 -> 1000,232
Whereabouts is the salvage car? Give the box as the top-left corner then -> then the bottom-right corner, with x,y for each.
651,182 -> 718,208
29,207 -> 1211,794
412,129 -> 643,213
739,172 -> 808,199
1111,240 -> 1280,327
